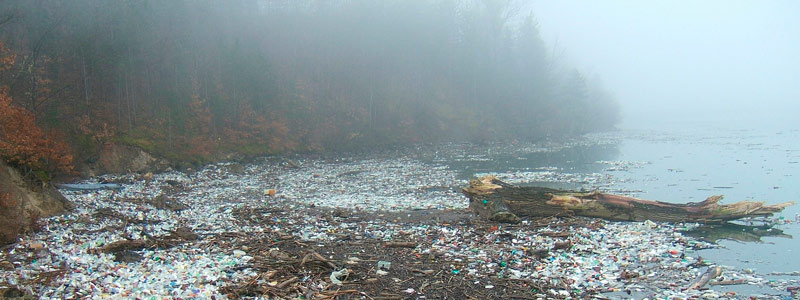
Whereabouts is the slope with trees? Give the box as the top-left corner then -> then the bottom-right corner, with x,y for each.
0,0 -> 620,174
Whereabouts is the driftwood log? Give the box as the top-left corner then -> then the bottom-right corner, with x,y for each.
463,176 -> 793,224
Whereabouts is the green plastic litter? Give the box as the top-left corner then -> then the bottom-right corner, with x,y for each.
482,199 -> 488,205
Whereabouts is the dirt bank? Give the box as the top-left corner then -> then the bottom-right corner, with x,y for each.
0,161 -> 72,245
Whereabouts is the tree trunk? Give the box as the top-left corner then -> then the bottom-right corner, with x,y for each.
463,176 -> 793,224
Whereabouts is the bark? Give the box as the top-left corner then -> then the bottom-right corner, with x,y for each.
463,176 -> 793,224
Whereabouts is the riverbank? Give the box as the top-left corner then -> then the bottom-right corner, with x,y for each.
1,136 -> 797,299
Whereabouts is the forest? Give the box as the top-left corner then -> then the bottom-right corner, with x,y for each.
0,0 -> 619,178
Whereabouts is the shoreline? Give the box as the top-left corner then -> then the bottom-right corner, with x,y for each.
2,140 -> 797,299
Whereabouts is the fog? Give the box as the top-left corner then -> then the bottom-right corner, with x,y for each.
528,0 -> 800,130
1,0 -> 796,159
1,0 -> 626,157
3,2 -> 800,298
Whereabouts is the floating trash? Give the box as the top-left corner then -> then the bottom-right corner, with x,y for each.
1,140 -> 796,299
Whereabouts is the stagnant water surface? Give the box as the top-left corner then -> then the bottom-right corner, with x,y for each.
435,127 -> 800,296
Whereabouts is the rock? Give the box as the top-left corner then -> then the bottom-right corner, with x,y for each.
0,260 -> 14,271
489,211 -> 521,224
88,143 -> 170,175
148,194 -> 188,211
28,241 -> 45,250
0,161 -> 73,246
333,208 -> 349,218
226,163 -> 245,174
0,286 -> 36,299
113,250 -> 144,263
167,227 -> 198,241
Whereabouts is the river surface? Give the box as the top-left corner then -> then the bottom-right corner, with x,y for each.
435,127 -> 800,296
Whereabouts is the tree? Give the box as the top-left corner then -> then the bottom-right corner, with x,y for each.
0,0 -> 621,165
0,87 -> 74,180
0,40 -> 73,181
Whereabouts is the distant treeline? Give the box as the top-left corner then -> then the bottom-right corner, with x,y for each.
0,0 -> 619,168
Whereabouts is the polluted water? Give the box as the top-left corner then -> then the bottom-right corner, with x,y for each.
1,129 -> 799,299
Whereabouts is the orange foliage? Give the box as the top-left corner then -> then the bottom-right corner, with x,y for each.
0,41 -> 14,72
0,40 -> 72,177
224,102 -> 266,146
223,103 -> 297,153
186,87 -> 215,158
0,87 -> 74,176
266,116 -> 295,152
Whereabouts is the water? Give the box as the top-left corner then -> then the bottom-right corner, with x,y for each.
614,128 -> 800,295
438,127 -> 800,295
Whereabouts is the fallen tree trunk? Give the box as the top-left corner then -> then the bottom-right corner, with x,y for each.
463,176 -> 793,224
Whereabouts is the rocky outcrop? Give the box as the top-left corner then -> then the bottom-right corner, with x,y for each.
0,161 -> 73,246
85,143 -> 170,176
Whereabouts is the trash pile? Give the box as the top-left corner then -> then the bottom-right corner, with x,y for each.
1,142 -> 797,299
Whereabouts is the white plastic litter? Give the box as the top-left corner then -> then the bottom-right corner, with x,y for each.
330,268 -> 349,285
1,139 -> 794,299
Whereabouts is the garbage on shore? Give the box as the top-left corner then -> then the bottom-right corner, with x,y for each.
55,183 -> 124,191
1,145 -> 797,299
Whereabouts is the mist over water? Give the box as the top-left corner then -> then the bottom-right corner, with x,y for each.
2,1 -> 799,298
512,3 -> 800,294
528,0 -> 800,132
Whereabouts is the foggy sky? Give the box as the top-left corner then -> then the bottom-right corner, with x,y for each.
527,0 -> 800,130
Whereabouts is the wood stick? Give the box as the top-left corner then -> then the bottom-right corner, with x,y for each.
383,241 -> 417,248
685,266 -> 723,290
277,276 -> 298,289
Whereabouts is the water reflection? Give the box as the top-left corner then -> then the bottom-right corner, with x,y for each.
436,129 -> 800,296
684,222 -> 792,244
438,141 -> 621,189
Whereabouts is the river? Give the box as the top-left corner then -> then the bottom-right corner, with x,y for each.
434,126 -> 800,296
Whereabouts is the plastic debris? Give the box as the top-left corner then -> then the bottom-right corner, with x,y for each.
377,260 -> 391,270
0,139 -> 795,299
330,268 -> 349,285
56,183 -> 124,191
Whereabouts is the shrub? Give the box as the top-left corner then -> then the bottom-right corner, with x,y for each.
0,88 -> 74,180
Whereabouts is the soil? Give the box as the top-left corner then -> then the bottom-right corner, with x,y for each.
0,161 -> 72,246
217,205 -> 568,299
